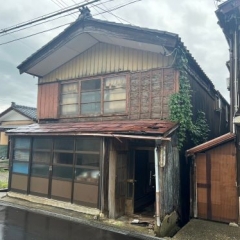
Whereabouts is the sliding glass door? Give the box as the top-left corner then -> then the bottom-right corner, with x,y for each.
10,136 -> 102,208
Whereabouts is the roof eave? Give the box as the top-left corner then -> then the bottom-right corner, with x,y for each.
17,17 -> 179,76
186,133 -> 235,156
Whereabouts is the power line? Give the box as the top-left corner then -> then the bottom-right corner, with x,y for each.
83,0 -> 109,21
3,1 -> 84,29
94,2 -> 132,24
0,11 -> 79,38
50,0 -> 79,19
0,0 -> 114,34
94,0 -> 141,18
0,0 -> 116,38
0,0 -> 141,46
0,0 -> 99,35
0,22 -> 71,46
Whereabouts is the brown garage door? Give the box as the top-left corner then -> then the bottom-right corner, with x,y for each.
196,152 -> 238,223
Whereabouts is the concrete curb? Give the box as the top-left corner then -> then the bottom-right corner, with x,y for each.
0,200 -> 164,240
0,188 -> 8,192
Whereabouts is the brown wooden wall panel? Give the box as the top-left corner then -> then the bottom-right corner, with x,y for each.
210,152 -> 238,222
51,179 -> 71,200
196,153 -> 207,219
73,183 -> 98,207
11,174 -> 28,192
129,68 -> 178,121
196,142 -> 238,223
30,177 -> 48,196
37,82 -> 59,120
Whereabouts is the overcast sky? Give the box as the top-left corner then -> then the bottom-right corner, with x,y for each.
0,0 -> 229,113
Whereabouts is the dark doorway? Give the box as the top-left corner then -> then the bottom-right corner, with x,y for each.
134,150 -> 155,213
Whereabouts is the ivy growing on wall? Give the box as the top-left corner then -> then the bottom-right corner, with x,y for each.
169,47 -> 210,150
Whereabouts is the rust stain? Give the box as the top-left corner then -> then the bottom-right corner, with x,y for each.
187,133 -> 235,156
7,120 -> 177,136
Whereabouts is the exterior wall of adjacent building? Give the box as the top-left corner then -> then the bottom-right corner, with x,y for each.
0,132 -> 8,145
0,112 -> 35,158
188,71 -> 229,140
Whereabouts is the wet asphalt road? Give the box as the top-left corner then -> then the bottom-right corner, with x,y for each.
0,206 -> 140,240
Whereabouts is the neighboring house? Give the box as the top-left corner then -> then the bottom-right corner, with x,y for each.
0,102 -> 37,158
6,8 -> 229,236
185,0 -> 240,225
216,0 -> 240,131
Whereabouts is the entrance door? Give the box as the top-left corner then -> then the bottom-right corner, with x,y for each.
196,152 -> 238,223
30,138 -> 52,197
125,150 -> 155,215
134,150 -> 155,211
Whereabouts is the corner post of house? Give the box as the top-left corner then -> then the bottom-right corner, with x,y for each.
108,138 -> 117,219
154,139 -> 166,227
236,127 -> 240,223
8,135 -> 14,191
189,154 -> 197,218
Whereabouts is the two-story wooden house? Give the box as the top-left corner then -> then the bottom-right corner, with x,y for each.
7,9 -> 229,235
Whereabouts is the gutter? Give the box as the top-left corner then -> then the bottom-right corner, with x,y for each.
154,146 -> 161,227
7,132 -> 171,141
154,141 -> 167,228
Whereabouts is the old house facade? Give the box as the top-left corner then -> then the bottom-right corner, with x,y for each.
7,9 -> 229,234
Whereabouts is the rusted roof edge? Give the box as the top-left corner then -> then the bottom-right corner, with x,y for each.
186,133 -> 235,156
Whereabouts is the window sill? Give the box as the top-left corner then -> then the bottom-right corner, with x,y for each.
59,113 -> 128,119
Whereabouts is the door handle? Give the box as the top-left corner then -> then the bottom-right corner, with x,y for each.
127,179 -> 137,183
149,171 -> 152,186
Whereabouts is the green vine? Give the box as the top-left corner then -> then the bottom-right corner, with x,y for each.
169,47 -> 209,150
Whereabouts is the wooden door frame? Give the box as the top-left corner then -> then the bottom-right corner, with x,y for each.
125,147 -> 155,215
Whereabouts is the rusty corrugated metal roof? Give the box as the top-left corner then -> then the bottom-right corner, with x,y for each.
186,133 -> 235,156
7,120 -> 178,136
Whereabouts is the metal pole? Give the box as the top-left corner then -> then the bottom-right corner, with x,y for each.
233,30 -> 238,133
154,146 -> 161,227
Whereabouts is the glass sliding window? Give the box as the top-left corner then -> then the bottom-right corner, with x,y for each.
61,82 -> 79,116
31,164 -> 49,177
60,75 -> 127,116
74,138 -> 100,184
31,138 -> 52,177
52,138 -> 74,180
104,76 -> 126,113
80,79 -> 101,114
12,137 -> 31,175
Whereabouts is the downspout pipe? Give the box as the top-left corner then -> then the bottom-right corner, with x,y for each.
233,30 -> 239,134
229,37 -> 234,133
154,145 -> 161,227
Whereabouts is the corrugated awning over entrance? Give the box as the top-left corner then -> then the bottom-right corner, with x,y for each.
6,120 -> 178,139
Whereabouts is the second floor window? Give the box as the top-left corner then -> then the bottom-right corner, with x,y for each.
60,75 -> 126,116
